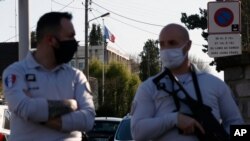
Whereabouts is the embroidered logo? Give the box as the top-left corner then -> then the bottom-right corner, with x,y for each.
4,74 -> 17,88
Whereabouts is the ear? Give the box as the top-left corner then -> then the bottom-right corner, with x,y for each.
183,40 -> 191,55
45,35 -> 56,46
186,40 -> 192,51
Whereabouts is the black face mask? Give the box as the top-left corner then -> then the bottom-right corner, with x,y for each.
53,38 -> 78,64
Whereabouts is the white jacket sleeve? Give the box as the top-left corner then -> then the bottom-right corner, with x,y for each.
217,81 -> 244,133
2,65 -> 49,122
131,82 -> 178,141
61,71 -> 95,132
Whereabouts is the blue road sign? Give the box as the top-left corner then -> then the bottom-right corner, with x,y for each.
214,8 -> 234,27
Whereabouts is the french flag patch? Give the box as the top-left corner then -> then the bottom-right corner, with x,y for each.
5,74 -> 17,88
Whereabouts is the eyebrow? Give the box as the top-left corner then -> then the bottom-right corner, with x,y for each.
168,40 -> 178,45
159,40 -> 178,46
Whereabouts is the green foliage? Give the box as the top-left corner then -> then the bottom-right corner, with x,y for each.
89,58 -> 103,78
139,39 -> 160,81
90,60 -> 141,117
96,25 -> 103,45
126,74 -> 140,112
89,24 -> 103,46
30,31 -> 37,48
241,0 -> 250,51
89,58 -> 104,106
31,31 -> 37,43
181,8 -> 208,53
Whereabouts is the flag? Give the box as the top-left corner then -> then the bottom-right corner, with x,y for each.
104,26 -> 115,43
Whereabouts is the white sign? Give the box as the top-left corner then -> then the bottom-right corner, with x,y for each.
208,1 -> 241,34
208,34 -> 241,57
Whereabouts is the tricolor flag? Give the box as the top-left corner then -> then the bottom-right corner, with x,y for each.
4,74 -> 16,88
104,26 -> 115,43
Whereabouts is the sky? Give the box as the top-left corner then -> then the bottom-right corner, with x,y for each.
0,0 -> 224,79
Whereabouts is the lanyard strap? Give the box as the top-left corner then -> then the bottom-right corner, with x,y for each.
153,65 -> 203,111
190,64 -> 203,104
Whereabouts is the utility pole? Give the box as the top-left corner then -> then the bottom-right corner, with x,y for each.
85,0 -> 89,80
18,0 -> 30,60
102,19 -> 106,105
14,0 -> 17,41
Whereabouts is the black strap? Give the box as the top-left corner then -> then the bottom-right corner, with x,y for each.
153,70 -> 181,111
165,68 -> 194,104
153,65 -> 203,111
190,65 -> 203,104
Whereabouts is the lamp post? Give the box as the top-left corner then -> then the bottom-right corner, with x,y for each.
84,8 -> 110,80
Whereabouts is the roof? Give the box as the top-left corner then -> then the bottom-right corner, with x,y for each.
95,117 -> 122,122
0,42 -> 18,79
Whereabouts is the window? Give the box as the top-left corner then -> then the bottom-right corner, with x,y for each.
71,61 -> 75,67
79,62 -> 84,70
115,118 -> 133,140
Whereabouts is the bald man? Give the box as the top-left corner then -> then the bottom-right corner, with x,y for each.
130,23 -> 244,141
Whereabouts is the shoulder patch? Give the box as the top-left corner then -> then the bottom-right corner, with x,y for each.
4,74 -> 17,88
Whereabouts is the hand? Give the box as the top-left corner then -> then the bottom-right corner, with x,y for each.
44,118 -> 62,130
177,113 -> 205,135
48,99 -> 78,119
63,99 -> 78,112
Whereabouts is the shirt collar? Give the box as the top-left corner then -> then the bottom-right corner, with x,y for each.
25,51 -> 40,69
178,64 -> 205,83
25,51 -> 67,71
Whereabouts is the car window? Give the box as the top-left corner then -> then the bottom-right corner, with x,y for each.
115,119 -> 133,140
92,121 -> 120,133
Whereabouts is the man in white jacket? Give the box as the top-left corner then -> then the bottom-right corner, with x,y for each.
131,23 -> 244,141
2,12 -> 95,141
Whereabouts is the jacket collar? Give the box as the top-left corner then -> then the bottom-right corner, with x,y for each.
25,51 -> 67,71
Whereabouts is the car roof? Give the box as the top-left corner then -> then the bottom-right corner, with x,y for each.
95,117 -> 122,122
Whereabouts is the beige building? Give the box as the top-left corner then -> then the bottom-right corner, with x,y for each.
71,45 -> 130,70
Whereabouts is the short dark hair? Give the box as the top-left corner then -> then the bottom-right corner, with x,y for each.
36,12 -> 72,42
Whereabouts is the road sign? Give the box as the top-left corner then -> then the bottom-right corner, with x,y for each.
208,34 -> 241,58
208,1 -> 241,34
214,8 -> 234,27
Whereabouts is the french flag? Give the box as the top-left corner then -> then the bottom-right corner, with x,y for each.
5,74 -> 16,88
104,26 -> 115,43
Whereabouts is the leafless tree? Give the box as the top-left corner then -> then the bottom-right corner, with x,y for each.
189,55 -> 211,73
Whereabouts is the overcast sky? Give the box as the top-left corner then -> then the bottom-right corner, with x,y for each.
0,0 -> 224,79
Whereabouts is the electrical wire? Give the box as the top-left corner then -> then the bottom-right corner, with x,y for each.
94,0 -> 180,20
91,1 -> 164,27
2,0 -> 204,48
90,10 -> 102,25
52,0 -> 82,10
2,0 -> 76,42
93,8 -> 159,36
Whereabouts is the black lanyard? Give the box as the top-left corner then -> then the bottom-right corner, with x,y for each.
153,65 -> 203,111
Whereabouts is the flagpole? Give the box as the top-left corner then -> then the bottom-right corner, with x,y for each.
102,19 -> 105,105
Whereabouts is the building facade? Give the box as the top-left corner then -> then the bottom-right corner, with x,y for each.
71,45 -> 130,70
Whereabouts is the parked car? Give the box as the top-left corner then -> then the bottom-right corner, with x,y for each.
0,133 -> 8,141
0,105 -> 10,141
114,115 -> 134,141
86,117 -> 122,141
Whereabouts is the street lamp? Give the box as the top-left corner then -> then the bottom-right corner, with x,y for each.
88,12 -> 110,23
84,11 -> 110,80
